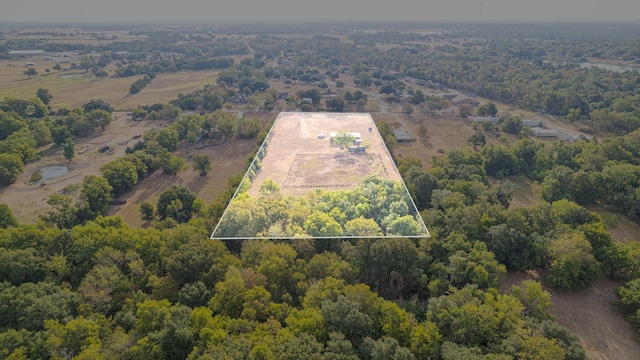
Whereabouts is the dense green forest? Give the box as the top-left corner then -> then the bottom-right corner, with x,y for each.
2,21 -> 640,359
214,176 -> 426,238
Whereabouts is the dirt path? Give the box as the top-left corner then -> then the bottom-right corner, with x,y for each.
502,272 -> 640,360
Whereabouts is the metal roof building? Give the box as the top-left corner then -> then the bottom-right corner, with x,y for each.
393,129 -> 412,142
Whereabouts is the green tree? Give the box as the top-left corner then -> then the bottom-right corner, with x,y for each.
101,158 -> 139,195
23,68 -> 37,79
326,97 -> 346,112
304,212 -> 343,237
44,317 -> 101,358
35,88 -> 53,105
510,280 -> 553,321
209,266 -> 247,317
482,145 -> 519,177
0,128 -> 37,163
30,121 -> 52,147
410,321 -> 443,359
85,109 -> 112,130
236,117 -> 261,139
192,154 -> 211,176
79,175 -> 113,219
156,127 -> 179,151
0,153 -> 24,186
51,125 -> 71,146
321,296 -> 373,344
477,102 -> 498,117
332,130 -> 356,150
156,184 -> 197,223
403,105 -> 414,116
458,104 -> 473,118
82,99 -> 113,113
344,217 -> 383,237
63,140 -> 74,162
466,132 -> 486,151
0,203 -> 17,228
548,232 -> 601,290
140,202 -> 155,221
380,84 -> 395,95
567,108 -> 581,122
500,115 -> 523,134
40,193 -> 79,229
0,111 -> 28,141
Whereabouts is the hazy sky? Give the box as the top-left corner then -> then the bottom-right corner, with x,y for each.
2,0 -> 640,23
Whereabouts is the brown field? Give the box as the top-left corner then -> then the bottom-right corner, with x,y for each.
0,60 -> 223,110
248,112 -> 400,198
502,271 -> 640,360
372,113 -> 507,167
0,29 -> 145,46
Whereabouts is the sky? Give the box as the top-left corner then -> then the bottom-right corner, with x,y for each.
2,0 -> 640,23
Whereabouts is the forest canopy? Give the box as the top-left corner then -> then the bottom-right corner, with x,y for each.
213,176 -> 429,239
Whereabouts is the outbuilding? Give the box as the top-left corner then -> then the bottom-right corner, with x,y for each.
530,127 -> 558,138
393,129 -> 412,142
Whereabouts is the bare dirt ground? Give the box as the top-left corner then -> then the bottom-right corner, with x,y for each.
501,271 -> 640,360
248,112 -> 400,197
284,153 -> 390,189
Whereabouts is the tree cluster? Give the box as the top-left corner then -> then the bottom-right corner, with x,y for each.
215,176 -> 425,239
0,205 -> 586,359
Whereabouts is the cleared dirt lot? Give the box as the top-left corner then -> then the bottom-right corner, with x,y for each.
248,112 -> 401,197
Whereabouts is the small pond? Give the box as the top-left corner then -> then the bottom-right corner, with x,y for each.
32,165 -> 69,184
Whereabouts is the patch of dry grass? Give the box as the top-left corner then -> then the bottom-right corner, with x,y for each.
0,60 -> 224,110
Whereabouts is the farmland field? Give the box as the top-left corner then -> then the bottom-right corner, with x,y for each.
0,60 -> 225,110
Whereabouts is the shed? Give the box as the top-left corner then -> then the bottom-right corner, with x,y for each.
530,127 -> 558,138
523,120 -> 543,128
8,50 -> 44,57
451,95 -> 479,107
393,129 -> 412,142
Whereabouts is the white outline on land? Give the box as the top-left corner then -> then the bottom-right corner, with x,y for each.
211,112 -> 430,240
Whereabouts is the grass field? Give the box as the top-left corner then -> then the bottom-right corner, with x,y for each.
0,60 -> 225,110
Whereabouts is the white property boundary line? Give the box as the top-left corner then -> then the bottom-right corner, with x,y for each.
211,111 -> 431,240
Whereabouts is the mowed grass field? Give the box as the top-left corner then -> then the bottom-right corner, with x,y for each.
0,60 -> 223,110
